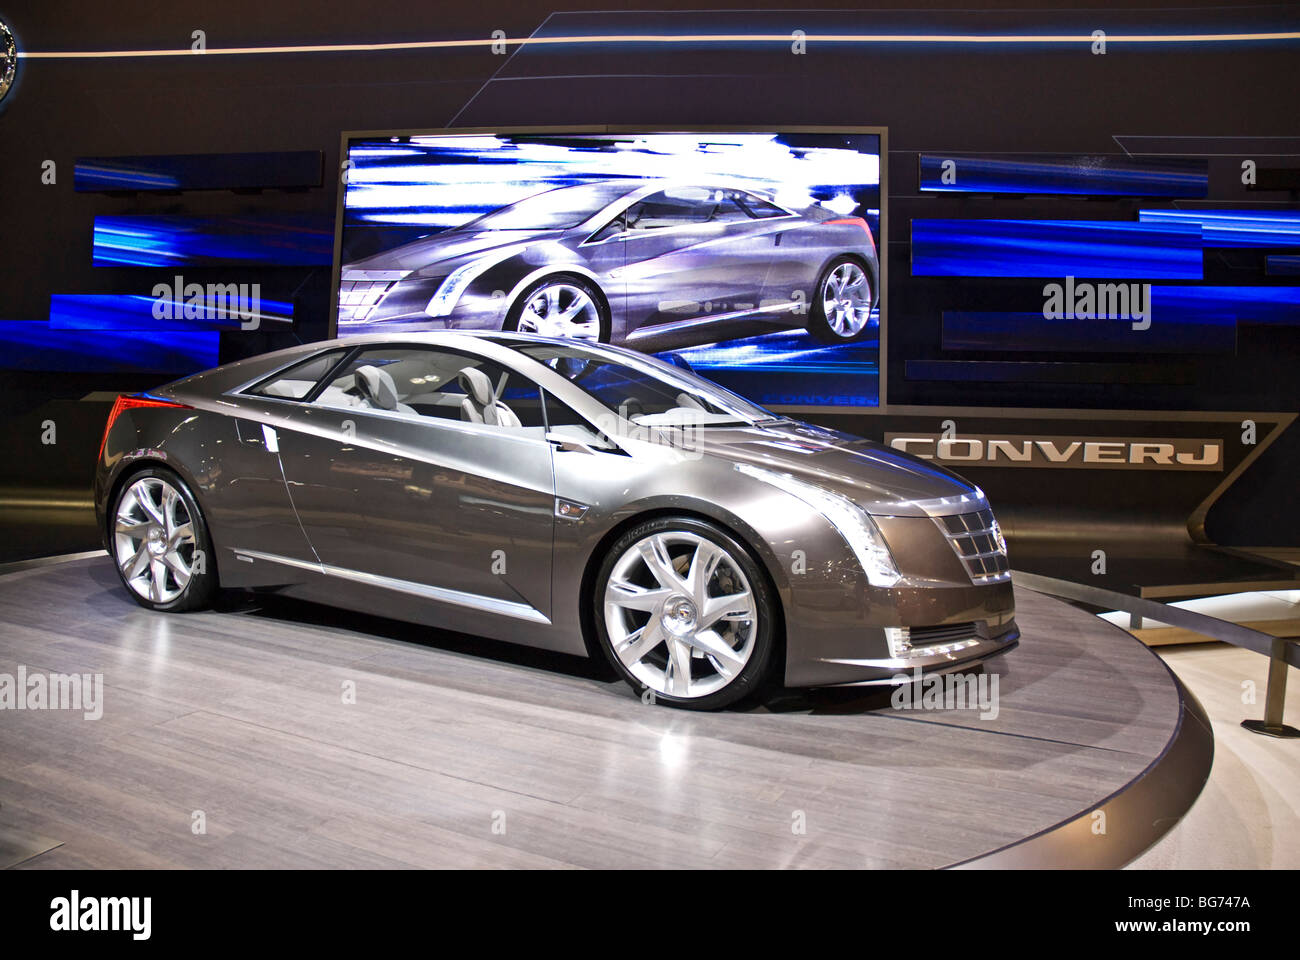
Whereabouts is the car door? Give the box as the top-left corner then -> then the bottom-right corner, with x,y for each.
610,187 -> 778,338
271,345 -> 557,622
213,348 -> 353,587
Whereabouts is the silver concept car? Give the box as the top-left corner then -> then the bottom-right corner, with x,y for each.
95,332 -> 1016,710
339,181 -> 880,350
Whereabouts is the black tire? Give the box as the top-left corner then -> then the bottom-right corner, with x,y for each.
806,255 -> 877,344
591,516 -> 778,711
108,466 -> 218,612
504,274 -> 611,343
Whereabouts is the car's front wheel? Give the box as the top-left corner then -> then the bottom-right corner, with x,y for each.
110,467 -> 217,612
593,517 -> 776,710
807,256 -> 875,343
505,275 -> 610,342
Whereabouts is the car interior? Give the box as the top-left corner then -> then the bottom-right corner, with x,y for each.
254,348 -> 550,432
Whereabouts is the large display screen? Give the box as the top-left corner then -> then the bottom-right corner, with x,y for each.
333,129 -> 884,407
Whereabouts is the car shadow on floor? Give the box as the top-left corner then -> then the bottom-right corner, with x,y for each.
88,568 -> 957,718
217,587 -> 616,682
226,587 -> 949,717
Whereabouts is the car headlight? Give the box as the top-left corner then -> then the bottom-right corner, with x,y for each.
425,245 -> 527,317
735,463 -> 901,588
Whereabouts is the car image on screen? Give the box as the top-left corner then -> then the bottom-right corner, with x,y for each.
337,180 -> 879,351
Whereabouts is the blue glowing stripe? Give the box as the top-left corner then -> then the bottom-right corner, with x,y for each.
665,329 -> 880,407
75,151 -> 323,192
0,321 -> 219,373
942,311 -> 1235,354
905,360 -> 1190,385
919,155 -> 1208,197
1138,209 -> 1300,247
1151,285 -> 1300,325
93,215 -> 333,267
50,294 -> 294,331
910,219 -> 1203,279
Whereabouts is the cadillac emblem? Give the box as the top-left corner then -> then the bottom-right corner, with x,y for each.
0,19 -> 15,104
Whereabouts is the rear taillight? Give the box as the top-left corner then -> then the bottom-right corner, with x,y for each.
98,394 -> 192,460
825,216 -> 873,240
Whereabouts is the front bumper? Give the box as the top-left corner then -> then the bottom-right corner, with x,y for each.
817,619 -> 1019,688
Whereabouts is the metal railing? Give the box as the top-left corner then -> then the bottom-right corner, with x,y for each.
1013,570 -> 1300,739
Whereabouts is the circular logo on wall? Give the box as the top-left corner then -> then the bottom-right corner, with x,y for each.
0,19 -> 16,104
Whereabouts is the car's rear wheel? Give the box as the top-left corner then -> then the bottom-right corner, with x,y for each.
505,275 -> 610,342
808,256 -> 875,343
110,467 -> 217,612
593,517 -> 776,710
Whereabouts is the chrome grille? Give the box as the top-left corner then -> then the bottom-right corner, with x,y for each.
935,508 -> 1010,585
337,279 -> 397,323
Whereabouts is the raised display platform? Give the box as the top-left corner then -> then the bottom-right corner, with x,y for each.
0,554 -> 1210,869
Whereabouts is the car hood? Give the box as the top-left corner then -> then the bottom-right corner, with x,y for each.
343,228 -> 558,277
673,420 -> 983,517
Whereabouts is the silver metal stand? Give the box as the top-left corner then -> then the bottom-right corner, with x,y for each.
1241,637 -> 1300,739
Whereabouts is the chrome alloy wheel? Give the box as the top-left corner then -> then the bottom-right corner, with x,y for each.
516,282 -> 602,339
820,261 -> 873,338
602,531 -> 759,699
113,476 -> 198,604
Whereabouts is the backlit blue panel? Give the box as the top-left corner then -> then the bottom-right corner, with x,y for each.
910,219 -> 1202,279
93,214 -> 333,267
942,311 -> 1235,354
905,360 -> 1190,385
1151,285 -> 1300,325
919,155 -> 1207,197
667,325 -> 880,407
50,294 -> 294,331
941,286 -> 1300,354
1138,209 -> 1300,247
0,321 -> 219,373
75,151 -> 323,192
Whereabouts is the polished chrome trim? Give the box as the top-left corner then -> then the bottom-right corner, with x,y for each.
231,548 -> 551,624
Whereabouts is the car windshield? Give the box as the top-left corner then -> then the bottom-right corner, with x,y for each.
505,341 -> 775,427
467,182 -> 635,231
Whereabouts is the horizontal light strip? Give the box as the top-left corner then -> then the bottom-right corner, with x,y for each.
17,31 -> 1300,59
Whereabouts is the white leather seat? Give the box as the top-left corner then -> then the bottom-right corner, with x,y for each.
458,366 -> 521,427
354,365 -> 414,413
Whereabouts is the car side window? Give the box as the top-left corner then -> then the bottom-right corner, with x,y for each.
246,350 -> 347,400
709,192 -> 752,223
624,189 -> 718,230
734,191 -> 788,219
543,392 -> 617,450
313,347 -> 546,432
